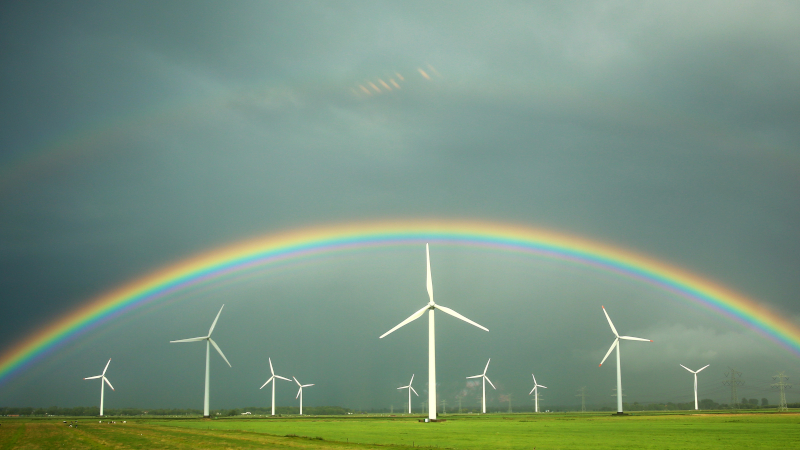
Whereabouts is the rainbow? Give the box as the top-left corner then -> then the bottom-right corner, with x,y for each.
1,220 -> 798,386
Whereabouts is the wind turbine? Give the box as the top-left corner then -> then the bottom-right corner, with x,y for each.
680,364 -> 710,410
467,359 -> 495,413
293,376 -> 314,415
599,305 -> 652,414
380,244 -> 488,421
170,304 -> 231,418
259,357 -> 291,416
529,374 -> 547,413
83,359 -> 114,416
397,374 -> 419,414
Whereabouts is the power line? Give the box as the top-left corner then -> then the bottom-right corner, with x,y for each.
771,372 -> 791,412
576,387 -> 587,412
723,367 -> 744,408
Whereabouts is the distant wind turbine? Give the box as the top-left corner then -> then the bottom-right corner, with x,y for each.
397,374 -> 419,414
170,304 -> 231,418
380,244 -> 489,421
467,359 -> 495,413
599,305 -> 652,414
680,364 -> 710,410
83,359 -> 114,416
529,374 -> 547,413
293,376 -> 314,415
260,357 -> 291,416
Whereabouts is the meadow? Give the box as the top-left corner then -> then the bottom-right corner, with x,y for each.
1,411 -> 798,449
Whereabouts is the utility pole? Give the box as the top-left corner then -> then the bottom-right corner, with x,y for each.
441,399 -> 447,415
457,395 -> 462,413
576,387 -> 587,412
506,393 -> 512,413
390,405 -> 393,414
421,401 -> 427,414
772,371 -> 791,412
723,367 -> 744,409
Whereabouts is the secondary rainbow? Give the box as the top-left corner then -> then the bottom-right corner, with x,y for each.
1,220 -> 798,386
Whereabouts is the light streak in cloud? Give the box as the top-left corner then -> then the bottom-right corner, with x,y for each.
378,79 -> 392,91
390,79 -> 400,89
418,68 -> 430,79
395,72 -> 404,81
368,82 -> 381,93
427,64 -> 441,77
359,85 -> 371,95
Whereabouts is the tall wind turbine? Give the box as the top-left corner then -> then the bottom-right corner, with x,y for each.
397,374 -> 419,414
529,374 -> 547,413
293,376 -> 314,415
467,359 -> 495,413
599,305 -> 652,414
260,357 -> 291,416
170,304 -> 231,418
380,244 -> 489,421
680,364 -> 710,410
84,359 -> 114,416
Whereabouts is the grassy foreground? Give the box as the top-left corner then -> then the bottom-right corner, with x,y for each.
1,411 -> 798,449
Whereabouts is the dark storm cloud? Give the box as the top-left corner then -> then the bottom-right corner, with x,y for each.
1,1 -> 799,410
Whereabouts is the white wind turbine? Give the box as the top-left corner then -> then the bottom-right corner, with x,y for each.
467,359 -> 495,414
83,358 -> 114,416
529,374 -> 547,413
293,376 -> 314,415
680,364 -> 710,410
259,357 -> 291,416
170,304 -> 231,418
599,305 -> 652,414
397,374 -> 419,414
380,244 -> 489,421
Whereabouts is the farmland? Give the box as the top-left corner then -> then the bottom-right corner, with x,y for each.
1,411 -> 798,449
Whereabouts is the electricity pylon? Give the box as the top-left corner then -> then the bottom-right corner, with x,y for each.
723,367 -> 744,408
772,372 -> 791,412
576,387 -> 588,412
441,399 -> 447,415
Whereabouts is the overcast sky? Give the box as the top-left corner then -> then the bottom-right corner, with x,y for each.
1,1 -> 799,412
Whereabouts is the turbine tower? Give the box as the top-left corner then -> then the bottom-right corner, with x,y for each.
380,244 -> 489,421
260,357 -> 291,416
170,304 -> 231,418
83,358 -> 114,416
293,376 -> 314,415
397,374 -> 419,414
680,364 -> 709,410
467,359 -> 495,413
529,374 -> 547,413
598,305 -> 651,415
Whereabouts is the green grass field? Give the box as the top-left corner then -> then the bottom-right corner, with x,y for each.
1,411 -> 798,449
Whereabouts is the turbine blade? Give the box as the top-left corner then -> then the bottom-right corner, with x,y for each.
599,339 -> 618,366
269,357 -> 275,376
436,305 -> 488,332
275,375 -> 291,382
466,374 -> 483,379
697,364 -> 710,372
302,384 -> 314,388
84,375 -> 102,380
539,385 -> 548,389
379,305 -> 429,339
170,336 -> 207,343
208,338 -> 231,367
532,374 -> 537,385
409,374 -> 414,385
398,386 -> 409,390
296,388 -> 301,399
485,376 -> 496,390
529,386 -> 536,395
102,359 -> 111,375
293,376 -> 301,386
483,359 -> 491,375
260,376 -> 274,389
680,364 -> 694,373
208,304 -> 225,336
620,336 -> 651,342
426,244 -> 434,304
410,386 -> 419,396
103,377 -> 114,391
602,306 -> 619,337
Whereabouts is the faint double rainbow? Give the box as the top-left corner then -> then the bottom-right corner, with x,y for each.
1,220 -> 798,386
